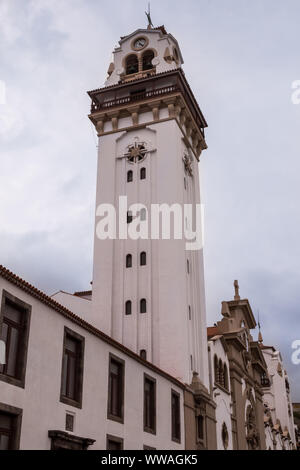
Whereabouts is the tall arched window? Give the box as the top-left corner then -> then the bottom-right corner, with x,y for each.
140,252 -> 147,266
140,299 -> 147,314
125,300 -> 132,316
140,350 -> 147,360
140,167 -> 146,180
224,364 -> 229,390
127,170 -> 133,183
126,54 -> 139,75
142,50 -> 155,71
219,359 -> 224,387
214,355 -> 219,384
126,254 -> 132,268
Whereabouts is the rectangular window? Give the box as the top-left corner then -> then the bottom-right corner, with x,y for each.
0,404 -> 22,450
144,375 -> 156,434
106,435 -> 123,450
0,291 -> 31,388
107,355 -> 125,423
171,390 -> 181,443
60,328 -> 85,409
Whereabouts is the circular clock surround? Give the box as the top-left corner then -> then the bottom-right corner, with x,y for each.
131,36 -> 149,51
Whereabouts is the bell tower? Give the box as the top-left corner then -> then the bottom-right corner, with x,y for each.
88,22 -> 209,385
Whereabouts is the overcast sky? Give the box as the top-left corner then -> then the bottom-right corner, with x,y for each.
0,0 -> 299,400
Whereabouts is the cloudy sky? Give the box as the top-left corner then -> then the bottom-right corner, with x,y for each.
0,0 -> 299,399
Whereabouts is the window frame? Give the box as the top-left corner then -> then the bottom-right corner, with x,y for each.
140,252 -> 147,266
143,374 -> 156,435
60,327 -> 85,410
140,299 -> 147,314
0,290 -> 31,389
107,353 -> 125,424
0,402 -> 22,450
125,300 -> 132,316
106,434 -> 124,450
127,170 -> 133,183
126,254 -> 133,269
140,167 -> 146,180
171,390 -> 181,444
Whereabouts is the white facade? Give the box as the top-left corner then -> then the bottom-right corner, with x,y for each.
91,27 -> 209,387
0,274 -> 184,450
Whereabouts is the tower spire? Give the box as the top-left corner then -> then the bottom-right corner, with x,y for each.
258,311 -> 263,344
145,2 -> 154,29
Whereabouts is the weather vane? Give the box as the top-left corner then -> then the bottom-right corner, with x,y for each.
145,2 -> 154,29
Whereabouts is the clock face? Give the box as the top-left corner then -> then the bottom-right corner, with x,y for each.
134,37 -> 146,49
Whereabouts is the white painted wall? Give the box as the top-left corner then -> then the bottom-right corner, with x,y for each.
51,291 -> 92,318
92,114 -> 209,387
0,280 -> 184,450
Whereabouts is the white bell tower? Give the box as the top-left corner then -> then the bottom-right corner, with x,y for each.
88,23 -> 209,386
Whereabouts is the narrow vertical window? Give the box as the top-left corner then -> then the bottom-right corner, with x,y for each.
125,301 -> 132,316
187,259 -> 190,274
224,364 -> 229,390
144,375 -> 156,434
214,355 -> 219,384
106,435 -> 123,450
140,299 -> 147,314
197,415 -> 204,441
60,328 -> 85,408
107,355 -> 125,423
0,406 -> 22,450
184,177 -> 187,190
171,391 -> 181,443
190,355 -> 193,371
0,291 -> 31,388
140,252 -> 147,266
188,306 -> 192,320
127,170 -> 133,183
140,167 -> 146,180
140,350 -> 147,361
126,254 -> 132,268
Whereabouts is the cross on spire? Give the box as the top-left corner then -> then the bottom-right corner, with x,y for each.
234,280 -> 240,301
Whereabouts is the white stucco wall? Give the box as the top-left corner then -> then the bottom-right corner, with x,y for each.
92,116 -> 209,387
0,279 -> 185,450
51,291 -> 92,318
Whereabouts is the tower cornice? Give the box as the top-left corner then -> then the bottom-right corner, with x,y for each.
88,69 -> 208,160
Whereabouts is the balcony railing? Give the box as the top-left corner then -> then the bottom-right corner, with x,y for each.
91,85 -> 179,113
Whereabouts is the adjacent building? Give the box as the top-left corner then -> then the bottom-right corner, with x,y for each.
0,20 -> 297,450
